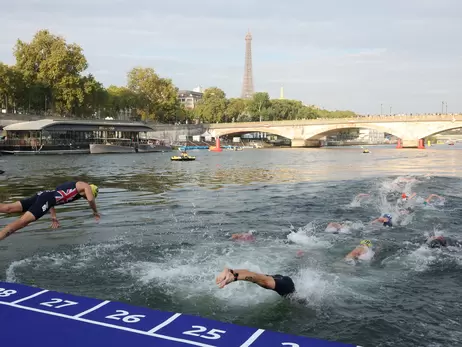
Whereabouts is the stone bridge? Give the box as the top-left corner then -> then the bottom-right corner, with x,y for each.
207,115 -> 462,148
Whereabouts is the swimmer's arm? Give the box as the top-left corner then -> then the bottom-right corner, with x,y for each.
50,207 -> 58,220
371,218 -> 381,224
426,194 -> 442,202
344,248 -> 361,260
229,269 -> 276,290
409,193 -> 417,200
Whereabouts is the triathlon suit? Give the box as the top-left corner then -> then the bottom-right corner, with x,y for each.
383,214 -> 393,227
267,274 -> 295,297
19,182 -> 82,220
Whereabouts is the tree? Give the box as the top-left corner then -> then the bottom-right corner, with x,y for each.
193,87 -> 227,123
0,63 -> 27,113
248,92 -> 271,121
127,67 -> 180,122
14,29 -> 89,114
225,98 -> 249,122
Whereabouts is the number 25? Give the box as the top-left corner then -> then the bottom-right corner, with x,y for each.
183,326 -> 226,340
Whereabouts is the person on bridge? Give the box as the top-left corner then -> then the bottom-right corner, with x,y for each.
0,181 -> 100,242
215,267 -> 295,298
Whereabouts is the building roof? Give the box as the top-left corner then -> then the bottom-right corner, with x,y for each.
178,90 -> 203,97
4,119 -> 154,132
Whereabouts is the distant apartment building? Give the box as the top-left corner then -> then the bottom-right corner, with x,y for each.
178,87 -> 204,109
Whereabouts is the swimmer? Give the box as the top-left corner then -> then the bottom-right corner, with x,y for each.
0,181 -> 99,242
344,239 -> 375,261
424,194 -> 444,205
425,234 -> 462,248
215,267 -> 295,297
356,193 -> 370,200
371,214 -> 393,227
325,222 -> 343,233
401,193 -> 417,202
231,231 -> 255,241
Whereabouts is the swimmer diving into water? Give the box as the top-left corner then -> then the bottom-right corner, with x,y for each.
216,267 -> 295,297
0,181 -> 99,242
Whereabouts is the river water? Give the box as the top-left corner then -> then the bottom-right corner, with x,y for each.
1,145 -> 462,347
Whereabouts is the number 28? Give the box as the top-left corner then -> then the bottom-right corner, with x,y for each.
0,288 -> 17,297
183,326 -> 226,340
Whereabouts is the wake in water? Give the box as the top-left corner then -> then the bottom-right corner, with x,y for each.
3,173 -> 462,347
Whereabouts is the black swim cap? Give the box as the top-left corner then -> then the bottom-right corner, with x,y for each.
427,238 -> 445,248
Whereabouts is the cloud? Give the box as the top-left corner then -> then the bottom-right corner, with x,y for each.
1,0 -> 462,113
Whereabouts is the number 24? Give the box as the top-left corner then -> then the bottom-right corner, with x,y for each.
183,326 -> 226,340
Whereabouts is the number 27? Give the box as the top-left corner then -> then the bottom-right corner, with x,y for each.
183,326 -> 226,340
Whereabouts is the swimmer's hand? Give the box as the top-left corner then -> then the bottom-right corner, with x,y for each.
93,212 -> 101,222
215,267 -> 235,289
51,218 -> 60,229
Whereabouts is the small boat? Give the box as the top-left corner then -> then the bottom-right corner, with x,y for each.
363,149 -> 370,153
171,154 -> 196,161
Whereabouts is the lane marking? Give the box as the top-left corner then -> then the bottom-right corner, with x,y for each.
74,300 -> 111,318
147,312 -> 182,334
0,301 -> 215,347
11,290 -> 49,304
240,329 -> 265,347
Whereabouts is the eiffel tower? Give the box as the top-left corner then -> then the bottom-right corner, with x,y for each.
241,31 -> 254,99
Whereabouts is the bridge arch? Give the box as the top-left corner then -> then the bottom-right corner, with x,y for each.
212,128 -> 295,140
303,123 -> 403,140
417,124 -> 462,139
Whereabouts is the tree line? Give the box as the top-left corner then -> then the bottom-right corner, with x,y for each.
191,87 -> 357,123
0,30 -> 184,122
0,29 -> 357,124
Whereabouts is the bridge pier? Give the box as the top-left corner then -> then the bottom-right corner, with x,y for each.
291,139 -> 321,148
398,139 -> 425,149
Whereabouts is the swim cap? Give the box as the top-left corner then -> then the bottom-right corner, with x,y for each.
423,201 -> 427,205
402,193 -> 407,199
383,214 -> 392,220
90,184 -> 99,198
360,239 -> 372,248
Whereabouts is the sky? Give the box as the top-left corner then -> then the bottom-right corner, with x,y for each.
1,0 -> 461,114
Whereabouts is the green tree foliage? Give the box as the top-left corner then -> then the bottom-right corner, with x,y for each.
247,92 -> 271,121
127,67 -> 180,122
0,63 -> 26,113
226,98 -> 249,122
193,87 -> 228,123
14,29 -> 88,114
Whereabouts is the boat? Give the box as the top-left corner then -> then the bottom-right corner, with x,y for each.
89,139 -> 135,154
171,154 -> 196,161
137,139 -> 172,153
0,119 -> 154,155
363,149 -> 370,153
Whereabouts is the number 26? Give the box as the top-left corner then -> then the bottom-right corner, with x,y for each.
183,326 -> 226,340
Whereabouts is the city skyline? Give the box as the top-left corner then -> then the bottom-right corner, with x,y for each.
0,0 -> 461,114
